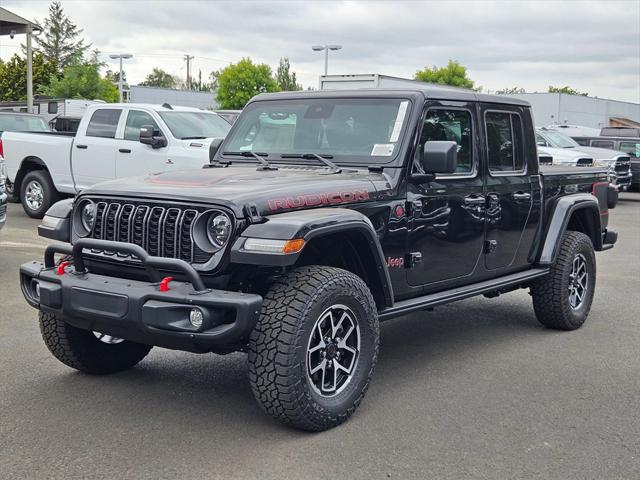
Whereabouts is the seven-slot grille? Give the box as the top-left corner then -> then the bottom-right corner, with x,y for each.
88,200 -> 208,263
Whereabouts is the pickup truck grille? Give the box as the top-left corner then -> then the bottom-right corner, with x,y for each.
89,200 -> 208,263
614,157 -> 631,174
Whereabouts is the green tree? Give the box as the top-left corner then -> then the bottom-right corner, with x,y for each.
216,58 -> 280,109
42,58 -> 118,102
548,85 -> 588,96
140,67 -> 181,89
275,58 -> 302,91
31,1 -> 90,72
496,87 -> 527,94
414,60 -> 474,89
0,53 -> 57,101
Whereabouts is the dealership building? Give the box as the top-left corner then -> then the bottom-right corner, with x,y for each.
319,74 -> 640,130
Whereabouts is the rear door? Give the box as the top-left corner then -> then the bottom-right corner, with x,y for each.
115,109 -> 168,178
72,108 -> 122,189
406,101 -> 485,288
481,106 -> 537,270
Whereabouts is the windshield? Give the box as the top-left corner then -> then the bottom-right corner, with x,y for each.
0,114 -> 49,133
158,111 -> 231,139
540,130 -> 580,148
222,98 -> 412,164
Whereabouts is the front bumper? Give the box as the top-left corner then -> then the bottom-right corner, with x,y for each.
20,239 -> 262,353
0,191 -> 6,230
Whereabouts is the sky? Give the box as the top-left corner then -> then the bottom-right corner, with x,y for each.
1,0 -> 639,102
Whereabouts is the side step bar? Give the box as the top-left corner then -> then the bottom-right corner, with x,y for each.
379,268 -> 549,321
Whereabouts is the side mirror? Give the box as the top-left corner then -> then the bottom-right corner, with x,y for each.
139,125 -> 167,149
209,138 -> 223,162
422,141 -> 458,174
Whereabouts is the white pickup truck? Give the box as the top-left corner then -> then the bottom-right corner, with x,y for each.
1,103 -> 231,218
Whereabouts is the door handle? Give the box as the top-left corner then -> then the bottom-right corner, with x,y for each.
118,148 -> 131,153
512,192 -> 531,200
76,144 -> 88,149
463,195 -> 485,206
165,159 -> 174,165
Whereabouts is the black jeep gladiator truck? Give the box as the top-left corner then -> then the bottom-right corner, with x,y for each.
20,88 -> 617,431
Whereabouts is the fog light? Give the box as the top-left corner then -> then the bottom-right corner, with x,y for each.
189,308 -> 204,328
34,282 -> 41,300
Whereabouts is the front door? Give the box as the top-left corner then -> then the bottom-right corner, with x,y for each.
406,102 -> 485,289
481,107 -> 535,270
116,109 -> 168,178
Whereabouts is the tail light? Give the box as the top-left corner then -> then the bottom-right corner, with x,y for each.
0,139 -> 4,159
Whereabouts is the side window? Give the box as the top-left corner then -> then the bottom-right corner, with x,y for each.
124,110 -> 160,141
486,111 -> 524,173
418,109 -> 474,174
619,141 -> 640,158
591,140 -> 615,149
535,133 -> 547,146
86,109 -> 122,138
575,138 -> 590,146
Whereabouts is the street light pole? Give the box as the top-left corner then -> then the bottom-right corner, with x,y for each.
26,23 -> 33,113
312,44 -> 343,76
109,53 -> 133,102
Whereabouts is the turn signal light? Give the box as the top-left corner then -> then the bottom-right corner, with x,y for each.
282,238 -> 305,254
243,238 -> 305,254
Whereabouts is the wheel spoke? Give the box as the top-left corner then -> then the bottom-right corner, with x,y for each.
339,324 -> 355,345
310,358 -> 326,376
334,356 -> 355,375
332,311 -> 348,337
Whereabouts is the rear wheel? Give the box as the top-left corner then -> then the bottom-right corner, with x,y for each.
248,266 -> 379,431
20,170 -> 59,218
39,312 -> 152,374
530,231 -> 596,330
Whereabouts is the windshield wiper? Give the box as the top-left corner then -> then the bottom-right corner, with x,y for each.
181,136 -> 208,140
222,151 -> 278,170
280,153 -> 344,173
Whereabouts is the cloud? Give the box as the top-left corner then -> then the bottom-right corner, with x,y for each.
1,0 -> 638,101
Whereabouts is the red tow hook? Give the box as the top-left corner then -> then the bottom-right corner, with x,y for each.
159,276 -> 174,292
56,261 -> 71,275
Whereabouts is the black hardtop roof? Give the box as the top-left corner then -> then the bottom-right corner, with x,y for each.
252,87 -> 530,107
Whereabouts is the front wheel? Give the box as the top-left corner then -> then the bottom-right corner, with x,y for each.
39,312 -> 152,374
530,231 -> 596,330
248,266 -> 379,431
20,170 -> 59,218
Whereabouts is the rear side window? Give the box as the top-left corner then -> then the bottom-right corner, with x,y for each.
619,141 -> 640,158
486,111 -> 524,173
124,110 -> 160,141
86,109 -> 122,138
418,109 -> 474,174
591,140 -> 615,149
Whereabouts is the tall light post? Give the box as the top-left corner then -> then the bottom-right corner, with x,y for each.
109,53 -> 133,102
312,44 -> 342,76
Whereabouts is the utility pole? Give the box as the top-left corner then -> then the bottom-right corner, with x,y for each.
184,54 -> 194,90
26,23 -> 33,113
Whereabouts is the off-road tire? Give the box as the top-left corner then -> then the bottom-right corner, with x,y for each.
531,231 -> 596,330
21,170 -> 59,219
248,266 -> 379,431
39,312 -> 152,374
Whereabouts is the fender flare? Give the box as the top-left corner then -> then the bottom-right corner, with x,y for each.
538,193 -> 602,265
231,207 -> 394,308
15,156 -> 47,188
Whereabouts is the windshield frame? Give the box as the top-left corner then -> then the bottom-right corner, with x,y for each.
219,96 -> 415,167
157,111 -> 231,140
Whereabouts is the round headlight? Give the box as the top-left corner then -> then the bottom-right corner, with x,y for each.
206,212 -> 232,249
80,201 -> 96,232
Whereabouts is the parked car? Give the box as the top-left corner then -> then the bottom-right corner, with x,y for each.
21,88 -> 616,431
2,103 -> 232,218
537,127 -> 632,193
565,133 -> 640,192
0,112 -> 50,135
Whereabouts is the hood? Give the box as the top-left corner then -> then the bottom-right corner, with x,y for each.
81,165 -> 387,217
537,146 -> 593,164
564,146 -> 628,162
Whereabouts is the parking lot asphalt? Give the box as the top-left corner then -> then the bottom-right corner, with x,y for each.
1,195 -> 639,480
